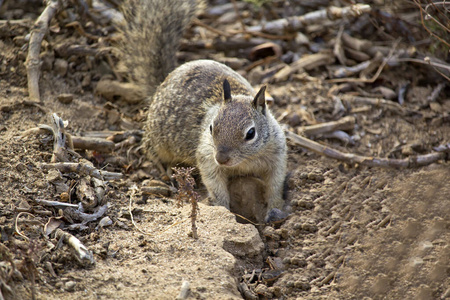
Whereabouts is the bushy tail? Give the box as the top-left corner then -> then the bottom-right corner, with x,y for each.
118,0 -> 204,99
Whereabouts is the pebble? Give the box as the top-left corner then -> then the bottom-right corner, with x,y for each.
254,284 -> 270,297
420,241 -> 433,251
288,112 -> 302,127
410,257 -> 424,267
64,281 -> 76,292
141,186 -> 171,197
294,280 -> 311,290
98,216 -> 113,228
15,162 -> 26,172
295,200 -> 315,210
54,58 -> 68,77
291,256 -> 307,267
57,93 -> 74,104
41,51 -> 55,71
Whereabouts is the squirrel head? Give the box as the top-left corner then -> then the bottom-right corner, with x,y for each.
210,80 -> 270,167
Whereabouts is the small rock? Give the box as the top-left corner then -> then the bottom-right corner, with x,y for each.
106,109 -> 121,125
301,223 -> 318,233
98,216 -> 112,228
294,280 -> 310,290
15,163 -> 26,172
17,199 -> 31,210
176,281 -> 190,300
254,284 -> 269,296
372,86 -> 396,99
57,93 -> 73,104
55,282 -> 63,289
288,112 -> 302,127
145,179 -> 171,188
141,186 -> 171,197
12,269 -> 24,281
40,51 -> 55,71
307,172 -> 324,182
269,286 -> 282,298
410,257 -> 424,267
60,192 -> 69,202
81,73 -> 91,87
64,281 -> 76,292
279,228 -> 289,239
291,256 -> 307,267
295,200 -> 314,210
420,241 -> 433,251
263,226 -> 280,240
54,58 -> 68,76
46,169 -> 62,182
223,223 -> 264,258
429,102 -> 442,113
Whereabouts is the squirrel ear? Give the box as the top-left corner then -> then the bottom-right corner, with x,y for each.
223,79 -> 232,102
253,85 -> 266,114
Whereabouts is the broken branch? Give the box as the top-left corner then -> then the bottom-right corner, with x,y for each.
339,94 -> 405,115
298,116 -> 355,137
40,162 -> 123,180
286,130 -> 448,168
71,136 -> 115,152
55,228 -> 95,265
25,0 -> 61,102
247,4 -> 371,35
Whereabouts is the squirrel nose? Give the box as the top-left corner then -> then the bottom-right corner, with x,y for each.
215,147 -> 231,165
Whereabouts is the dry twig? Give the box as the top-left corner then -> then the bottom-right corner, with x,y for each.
298,116 -> 355,137
55,228 -> 95,265
272,52 -> 335,82
71,136 -> 115,152
49,113 -> 72,162
172,167 -> 200,239
247,4 -> 371,34
0,100 -> 48,114
412,0 -> 450,48
339,94 -> 405,115
328,40 -> 399,83
25,0 -> 62,102
34,199 -> 78,209
396,57 -> 450,82
40,162 -> 123,180
14,212 -> 43,241
286,130 -> 448,168
128,185 -> 153,236
65,204 -> 108,224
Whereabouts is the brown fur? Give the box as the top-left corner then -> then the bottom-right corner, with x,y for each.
120,0 -> 287,222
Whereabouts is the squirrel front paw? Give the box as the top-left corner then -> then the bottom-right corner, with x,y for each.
265,208 -> 289,223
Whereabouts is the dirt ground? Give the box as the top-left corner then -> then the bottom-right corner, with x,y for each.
1,1 -> 449,299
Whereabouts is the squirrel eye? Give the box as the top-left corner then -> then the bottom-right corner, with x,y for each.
210,125 -> 212,134
245,127 -> 256,140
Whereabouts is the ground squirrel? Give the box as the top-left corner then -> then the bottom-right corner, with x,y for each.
119,0 -> 287,222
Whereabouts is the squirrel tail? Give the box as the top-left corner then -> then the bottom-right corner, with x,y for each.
118,0 -> 205,98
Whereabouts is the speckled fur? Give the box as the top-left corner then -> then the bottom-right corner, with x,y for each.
144,60 -> 287,214
119,0 -> 205,97
121,0 -> 287,217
